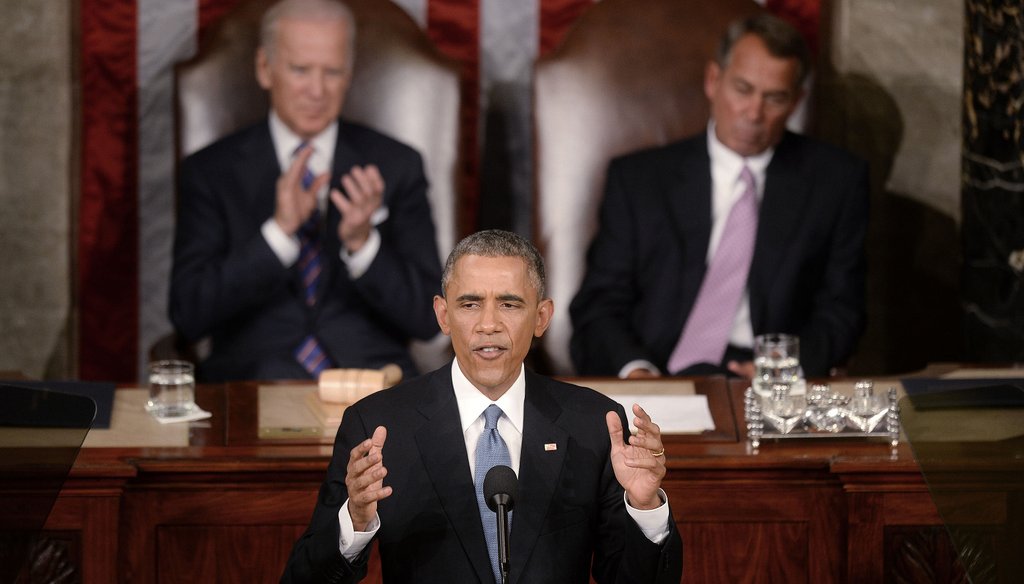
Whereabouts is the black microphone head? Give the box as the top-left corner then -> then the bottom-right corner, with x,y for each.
483,465 -> 518,513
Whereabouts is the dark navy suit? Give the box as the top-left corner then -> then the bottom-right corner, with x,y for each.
281,364 -> 683,583
571,131 -> 868,377
170,119 -> 441,381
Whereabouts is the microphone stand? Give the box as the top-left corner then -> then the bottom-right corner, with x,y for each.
484,465 -> 516,584
495,499 -> 511,584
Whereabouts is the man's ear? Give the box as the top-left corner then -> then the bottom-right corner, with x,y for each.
704,61 -> 721,101
433,295 -> 451,336
533,298 -> 554,338
255,48 -> 272,90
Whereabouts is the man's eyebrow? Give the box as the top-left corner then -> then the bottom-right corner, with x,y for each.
455,293 -> 483,302
497,294 -> 525,303
764,87 -> 794,99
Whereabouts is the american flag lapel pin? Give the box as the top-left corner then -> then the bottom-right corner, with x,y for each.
544,443 -> 557,452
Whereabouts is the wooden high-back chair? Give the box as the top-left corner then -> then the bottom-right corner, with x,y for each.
167,0 -> 460,372
533,0 -> 763,375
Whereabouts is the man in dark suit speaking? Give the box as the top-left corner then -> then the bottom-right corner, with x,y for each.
170,0 -> 441,382
571,14 -> 868,380
281,230 -> 683,583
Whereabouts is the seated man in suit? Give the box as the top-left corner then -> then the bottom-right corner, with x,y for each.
281,230 -> 682,583
571,14 -> 868,379
170,0 -> 442,381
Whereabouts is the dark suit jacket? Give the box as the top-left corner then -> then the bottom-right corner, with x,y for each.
570,131 -> 868,377
170,119 -> 442,382
280,364 -> 683,584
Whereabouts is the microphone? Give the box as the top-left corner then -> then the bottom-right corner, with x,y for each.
483,465 -> 517,584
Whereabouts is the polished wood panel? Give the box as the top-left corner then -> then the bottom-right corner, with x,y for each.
682,522 -> 810,584
36,378 -> 967,583
156,525 -> 305,584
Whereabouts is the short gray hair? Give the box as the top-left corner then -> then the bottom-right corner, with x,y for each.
716,14 -> 810,88
441,230 -> 547,300
260,0 -> 356,68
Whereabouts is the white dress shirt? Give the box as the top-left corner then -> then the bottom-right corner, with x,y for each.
259,112 -> 381,279
619,121 -> 775,378
337,359 -> 672,560
707,121 -> 774,350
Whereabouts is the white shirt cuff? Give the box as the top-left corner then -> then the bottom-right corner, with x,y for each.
261,218 -> 300,266
624,488 -> 671,545
340,228 -> 380,279
337,499 -> 380,561
619,359 -> 661,379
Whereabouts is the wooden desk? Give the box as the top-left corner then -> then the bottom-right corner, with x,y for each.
40,377 -> 958,583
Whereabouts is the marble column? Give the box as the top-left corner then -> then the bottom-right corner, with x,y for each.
0,0 -> 73,378
962,0 -> 1024,361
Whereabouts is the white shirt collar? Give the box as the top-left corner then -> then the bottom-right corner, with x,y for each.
706,120 -> 774,192
451,359 -> 526,436
268,111 -> 338,181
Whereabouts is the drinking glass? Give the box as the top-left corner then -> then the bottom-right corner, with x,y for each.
146,360 -> 196,418
753,334 -> 800,395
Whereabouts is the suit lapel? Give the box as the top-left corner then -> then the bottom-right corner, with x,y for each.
750,133 -> 810,329
414,369 -> 495,584
508,372 -> 569,583
317,122 -> 364,303
665,136 -> 714,342
237,122 -> 281,226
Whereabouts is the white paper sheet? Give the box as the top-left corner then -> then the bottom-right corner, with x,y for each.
608,394 -> 715,434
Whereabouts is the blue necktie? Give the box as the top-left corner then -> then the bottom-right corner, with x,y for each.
292,143 -> 332,378
295,146 -> 322,306
475,405 -> 511,583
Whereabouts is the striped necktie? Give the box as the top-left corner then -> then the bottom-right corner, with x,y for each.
667,165 -> 758,373
293,143 -> 333,378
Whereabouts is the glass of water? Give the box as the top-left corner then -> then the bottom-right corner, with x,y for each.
753,333 -> 800,396
146,360 -> 196,418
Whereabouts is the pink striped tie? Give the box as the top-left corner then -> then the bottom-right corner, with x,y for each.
667,165 -> 758,373
292,144 -> 333,377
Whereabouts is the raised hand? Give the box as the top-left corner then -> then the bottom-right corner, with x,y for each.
345,425 -> 392,531
274,144 -> 329,235
330,164 -> 385,253
605,404 -> 666,510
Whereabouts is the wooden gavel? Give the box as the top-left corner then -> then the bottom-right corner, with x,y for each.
316,364 -> 403,404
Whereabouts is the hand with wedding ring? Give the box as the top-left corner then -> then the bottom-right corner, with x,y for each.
605,403 -> 667,511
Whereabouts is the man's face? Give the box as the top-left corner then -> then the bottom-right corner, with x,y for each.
433,255 -> 553,400
704,33 -> 803,157
256,18 -> 351,140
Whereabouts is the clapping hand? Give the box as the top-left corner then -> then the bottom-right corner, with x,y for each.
274,144 -> 329,235
331,164 -> 385,253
